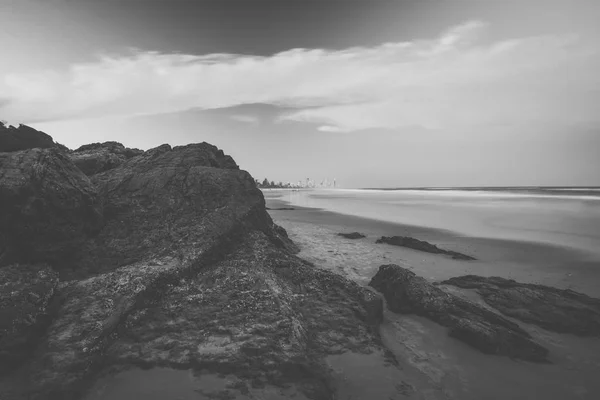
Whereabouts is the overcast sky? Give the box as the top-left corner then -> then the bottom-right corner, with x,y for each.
1,0 -> 599,188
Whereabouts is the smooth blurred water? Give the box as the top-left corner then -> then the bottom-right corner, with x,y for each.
280,188 -> 600,257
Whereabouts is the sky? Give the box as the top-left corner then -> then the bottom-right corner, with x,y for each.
1,0 -> 599,188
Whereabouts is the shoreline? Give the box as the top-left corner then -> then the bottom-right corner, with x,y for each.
264,191 -> 600,400
265,193 -> 600,297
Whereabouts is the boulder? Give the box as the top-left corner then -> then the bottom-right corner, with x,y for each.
61,142 -> 293,279
376,236 -> 476,260
0,264 -> 59,375
0,123 -> 55,152
369,264 -> 549,363
442,275 -> 600,336
0,148 -> 104,267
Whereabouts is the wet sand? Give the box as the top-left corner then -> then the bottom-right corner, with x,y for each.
265,191 -> 600,400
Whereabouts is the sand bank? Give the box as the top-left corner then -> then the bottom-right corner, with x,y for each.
265,192 -> 600,400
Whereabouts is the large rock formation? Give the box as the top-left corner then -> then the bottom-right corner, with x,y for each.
369,264 -> 549,363
442,275 -> 600,336
0,123 -> 56,152
376,236 -> 476,260
0,128 -> 387,400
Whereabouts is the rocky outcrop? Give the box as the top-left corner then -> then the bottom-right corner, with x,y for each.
0,264 -> 59,375
0,123 -> 56,152
27,233 -> 383,400
0,129 -> 386,400
59,142 -> 290,279
376,236 -> 476,260
442,275 -> 600,336
369,264 -> 549,363
0,148 -> 104,267
337,232 -> 366,239
69,142 -> 143,176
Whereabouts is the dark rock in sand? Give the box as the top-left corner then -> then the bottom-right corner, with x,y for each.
0,264 -> 59,375
337,232 -> 366,239
376,235 -> 476,260
0,123 -> 56,152
0,148 -> 104,267
0,126 -> 387,400
265,207 -> 295,210
369,264 -> 549,362
69,142 -> 143,176
442,275 -> 600,336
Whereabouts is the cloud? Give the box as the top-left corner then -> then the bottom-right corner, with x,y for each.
230,114 -> 260,124
1,20 -> 599,131
317,125 -> 345,133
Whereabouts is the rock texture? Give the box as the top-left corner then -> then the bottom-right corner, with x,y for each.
0,128 -> 387,400
376,236 -> 475,260
337,232 -> 366,239
68,142 -> 143,176
0,148 -> 104,267
442,275 -> 600,336
369,264 -> 549,363
27,233 -> 383,400
0,124 -> 56,152
0,264 -> 59,375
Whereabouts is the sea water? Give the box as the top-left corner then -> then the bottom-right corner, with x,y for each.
282,187 -> 600,257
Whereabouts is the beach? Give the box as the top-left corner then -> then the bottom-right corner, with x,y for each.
264,188 -> 600,400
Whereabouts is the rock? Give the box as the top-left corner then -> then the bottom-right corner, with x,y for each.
26,233 -> 385,400
0,123 -> 56,152
337,232 -> 366,239
0,132 -> 387,400
376,236 -> 476,260
441,275 -> 600,336
69,142 -> 143,176
0,264 -> 59,375
0,148 -> 104,267
265,207 -> 295,210
369,264 -> 549,362
58,142 -> 291,279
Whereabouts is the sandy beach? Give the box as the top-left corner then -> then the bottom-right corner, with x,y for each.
265,189 -> 600,400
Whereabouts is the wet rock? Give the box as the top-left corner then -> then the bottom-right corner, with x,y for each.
69,142 -> 143,176
442,275 -> 600,336
337,232 -> 366,239
0,148 -> 104,267
26,233 -> 385,400
0,264 -> 59,374
375,236 -> 475,260
0,123 -> 55,152
369,264 -> 549,362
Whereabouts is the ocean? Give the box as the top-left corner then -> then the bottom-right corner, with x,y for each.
280,187 -> 600,258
